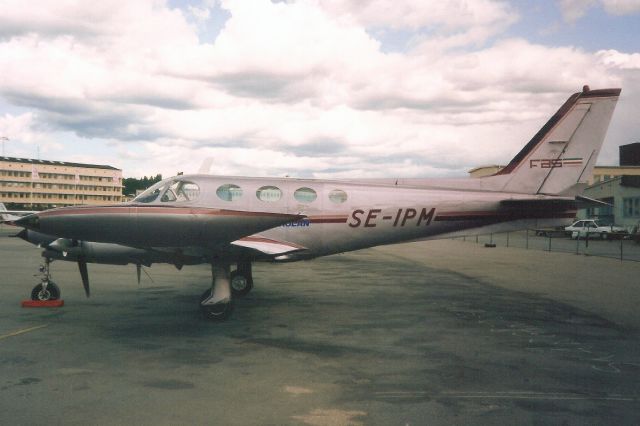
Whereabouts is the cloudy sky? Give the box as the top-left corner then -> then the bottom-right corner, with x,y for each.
1,0 -> 639,179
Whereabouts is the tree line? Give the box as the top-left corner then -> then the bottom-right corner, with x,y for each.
122,174 -> 162,196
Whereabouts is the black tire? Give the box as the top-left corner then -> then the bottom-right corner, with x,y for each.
31,281 -> 61,301
230,270 -> 253,298
601,232 -> 608,240
200,289 -> 234,320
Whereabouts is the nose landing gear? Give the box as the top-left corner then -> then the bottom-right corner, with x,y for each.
230,261 -> 253,298
31,258 -> 61,301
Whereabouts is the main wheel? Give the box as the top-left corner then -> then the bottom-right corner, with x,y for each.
230,270 -> 253,298
200,289 -> 234,320
31,281 -> 61,301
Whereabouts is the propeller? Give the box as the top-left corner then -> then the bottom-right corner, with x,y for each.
78,256 -> 90,298
11,228 -> 28,240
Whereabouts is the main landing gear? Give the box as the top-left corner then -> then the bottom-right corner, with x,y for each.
31,258 -> 61,301
230,261 -> 253,298
200,261 -> 253,320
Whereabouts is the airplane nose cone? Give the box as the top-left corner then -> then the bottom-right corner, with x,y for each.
14,214 -> 40,230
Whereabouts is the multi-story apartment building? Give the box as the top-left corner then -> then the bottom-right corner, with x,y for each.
0,156 -> 123,210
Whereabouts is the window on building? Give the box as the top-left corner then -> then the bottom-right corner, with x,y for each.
623,197 -> 640,218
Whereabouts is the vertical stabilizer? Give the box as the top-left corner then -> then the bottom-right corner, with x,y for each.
495,87 -> 621,195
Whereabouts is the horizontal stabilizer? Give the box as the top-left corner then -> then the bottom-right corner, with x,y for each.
575,195 -> 613,207
500,197 -> 577,209
499,197 -> 578,220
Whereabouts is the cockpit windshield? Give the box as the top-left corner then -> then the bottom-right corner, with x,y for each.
133,179 -> 200,203
133,180 -> 167,203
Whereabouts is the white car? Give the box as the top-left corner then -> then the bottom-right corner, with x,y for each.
564,220 -> 626,239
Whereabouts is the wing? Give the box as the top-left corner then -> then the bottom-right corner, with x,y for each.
231,236 -> 307,257
13,205 -> 307,249
0,202 -> 38,223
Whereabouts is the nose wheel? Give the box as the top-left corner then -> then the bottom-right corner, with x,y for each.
31,281 -> 61,301
31,258 -> 61,301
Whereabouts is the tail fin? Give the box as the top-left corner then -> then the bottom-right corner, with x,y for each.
494,87 -> 621,195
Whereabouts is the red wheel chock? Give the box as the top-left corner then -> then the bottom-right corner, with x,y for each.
21,300 -> 65,308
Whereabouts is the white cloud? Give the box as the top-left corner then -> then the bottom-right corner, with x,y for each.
601,0 -> 640,15
0,112 -> 64,155
558,0 -> 598,22
317,0 -> 516,31
598,49 -> 640,69
558,0 -> 640,22
319,0 -> 519,50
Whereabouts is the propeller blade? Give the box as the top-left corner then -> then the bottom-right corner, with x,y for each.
136,264 -> 141,285
78,257 -> 90,298
11,228 -> 28,240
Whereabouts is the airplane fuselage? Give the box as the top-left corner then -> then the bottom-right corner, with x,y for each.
16,175 -> 576,262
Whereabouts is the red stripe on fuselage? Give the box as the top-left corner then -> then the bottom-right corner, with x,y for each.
308,216 -> 348,224
38,205 -> 301,219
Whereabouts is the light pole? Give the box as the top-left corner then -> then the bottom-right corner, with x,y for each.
1,136 -> 8,156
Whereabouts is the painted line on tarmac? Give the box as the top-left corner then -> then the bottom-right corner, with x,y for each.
0,324 -> 49,341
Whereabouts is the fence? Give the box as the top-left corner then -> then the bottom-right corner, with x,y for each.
458,230 -> 640,262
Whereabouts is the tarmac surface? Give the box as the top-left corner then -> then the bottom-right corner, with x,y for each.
1,225 -> 640,425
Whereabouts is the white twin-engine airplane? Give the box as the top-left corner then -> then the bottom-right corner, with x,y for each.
2,86 -> 621,320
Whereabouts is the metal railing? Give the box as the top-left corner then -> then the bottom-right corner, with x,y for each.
459,230 -> 640,262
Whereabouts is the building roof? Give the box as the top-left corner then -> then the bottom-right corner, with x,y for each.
0,156 -> 120,171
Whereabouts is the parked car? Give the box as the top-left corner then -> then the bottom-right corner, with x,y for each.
630,222 -> 640,244
564,219 -> 627,239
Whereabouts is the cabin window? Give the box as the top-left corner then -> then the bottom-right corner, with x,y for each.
256,185 -> 282,202
294,187 -> 317,203
328,189 -> 347,204
216,184 -> 243,201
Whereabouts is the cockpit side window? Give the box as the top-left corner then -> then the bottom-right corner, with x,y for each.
161,188 -> 177,202
162,181 -> 200,202
134,180 -> 200,203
